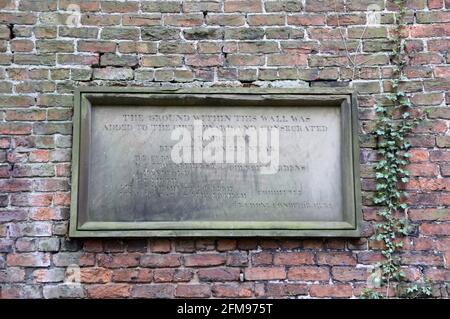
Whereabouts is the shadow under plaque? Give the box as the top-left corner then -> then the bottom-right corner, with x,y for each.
69,87 -> 361,237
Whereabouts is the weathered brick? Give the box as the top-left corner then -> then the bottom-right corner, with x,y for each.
274,252 -> 314,265
207,14 -> 245,26
33,268 -> 65,283
212,283 -> 253,298
80,268 -> 112,284
101,28 -> 140,40
331,267 -> 369,281
224,0 -> 262,12
100,54 -> 138,67
101,1 -> 138,13
86,284 -> 130,299
141,55 -> 183,67
78,41 -> 116,53
288,266 -> 330,281
112,268 -> 153,283
141,254 -> 181,268
225,27 -> 264,40
184,27 -> 223,40
310,284 -> 352,298
141,1 -> 181,13
93,67 -> 134,80
186,54 -> 223,67
185,253 -> 225,267
7,253 -> 50,267
317,252 -> 356,266
198,267 -> 240,281
97,253 -> 139,268
142,26 -> 180,40
132,284 -> 174,298
265,283 -> 308,297
227,54 -> 264,66
54,252 -> 95,267
153,269 -> 192,283
265,0 -> 302,12
43,284 -> 85,299
19,0 -> 57,11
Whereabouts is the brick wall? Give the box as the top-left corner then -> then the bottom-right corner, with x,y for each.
0,0 -> 449,299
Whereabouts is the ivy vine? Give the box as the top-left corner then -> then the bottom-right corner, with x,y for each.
360,0 -> 431,299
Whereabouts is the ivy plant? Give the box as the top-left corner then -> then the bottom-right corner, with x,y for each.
360,0 -> 432,299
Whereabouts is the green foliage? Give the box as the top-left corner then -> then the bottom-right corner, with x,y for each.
361,0 -> 432,299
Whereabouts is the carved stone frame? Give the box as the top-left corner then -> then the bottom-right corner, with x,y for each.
69,87 -> 361,237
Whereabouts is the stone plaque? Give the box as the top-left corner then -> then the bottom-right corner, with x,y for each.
70,88 -> 361,237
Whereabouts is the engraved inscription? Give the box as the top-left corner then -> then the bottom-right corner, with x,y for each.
87,106 -> 342,222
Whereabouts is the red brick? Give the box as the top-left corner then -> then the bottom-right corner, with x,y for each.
244,267 -> 286,280
30,208 -> 62,221
10,193 -> 52,207
97,253 -> 140,268
287,266 -> 330,281
407,163 -> 438,176
424,269 -> 450,281
331,267 -> 369,281
132,284 -> 174,298
216,239 -> 236,251
420,223 -> 450,236
273,252 -> 314,265
0,123 -> 32,135
184,253 -> 225,267
164,14 -> 203,26
212,283 -> 253,298
80,268 -> 112,283
288,14 -> 326,25
149,239 -> 171,253
434,66 -> 450,78
428,0 -> 444,9
317,252 -> 356,266
248,14 -> 285,26
410,24 -> 450,38
409,149 -> 429,163
153,269 -> 193,283
445,252 -> 450,268
198,267 -> 240,282
32,269 -> 64,283
413,238 -> 434,251
186,54 -> 223,67
112,269 -> 153,283
310,284 -> 352,298
29,150 -> 50,163
54,192 -> 71,206
265,283 -> 309,297
140,254 -> 181,268
406,178 -> 450,191
78,41 -> 116,53
402,253 -> 443,266
436,238 -> 450,251
251,252 -> 273,265
83,240 -> 103,252
175,284 -> 211,298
